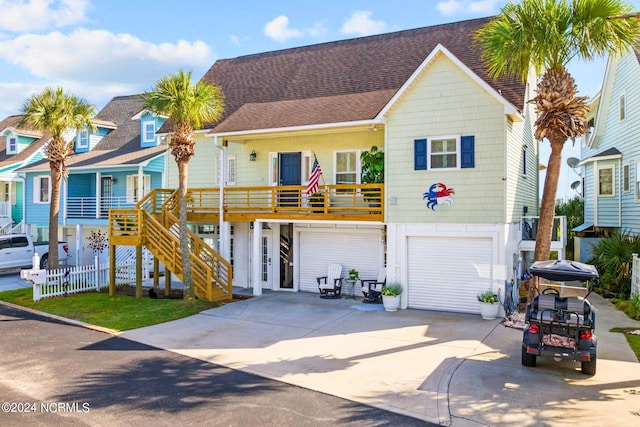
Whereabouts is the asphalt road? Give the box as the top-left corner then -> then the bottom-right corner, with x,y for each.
0,304 -> 432,426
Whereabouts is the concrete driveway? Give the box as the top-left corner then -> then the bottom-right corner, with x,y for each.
119,291 -> 640,426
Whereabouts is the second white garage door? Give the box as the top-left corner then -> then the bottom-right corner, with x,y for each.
299,229 -> 383,293
407,236 -> 493,313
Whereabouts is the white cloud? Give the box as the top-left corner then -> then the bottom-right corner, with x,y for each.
436,0 -> 506,16
341,11 -> 386,36
0,29 -> 214,84
0,0 -> 90,32
264,15 -> 303,42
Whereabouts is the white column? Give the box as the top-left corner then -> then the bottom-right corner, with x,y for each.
252,221 -> 262,296
137,166 -> 144,202
96,172 -> 101,219
75,224 -> 82,266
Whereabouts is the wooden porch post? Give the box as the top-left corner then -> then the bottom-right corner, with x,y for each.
165,270 -> 172,297
109,244 -> 116,296
136,245 -> 142,298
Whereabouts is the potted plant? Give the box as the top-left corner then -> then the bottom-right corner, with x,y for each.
308,192 -> 324,213
477,290 -> 500,320
348,268 -> 359,280
381,283 -> 403,312
360,145 -> 384,205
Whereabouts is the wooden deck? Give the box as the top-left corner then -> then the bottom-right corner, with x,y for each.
107,184 -> 382,302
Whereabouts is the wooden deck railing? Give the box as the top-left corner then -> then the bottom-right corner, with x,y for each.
222,184 -> 383,221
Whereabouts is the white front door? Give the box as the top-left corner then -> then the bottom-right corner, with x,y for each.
260,231 -> 273,289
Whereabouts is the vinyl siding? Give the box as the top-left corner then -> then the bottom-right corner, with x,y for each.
167,131 -> 385,188
24,172 -> 51,226
384,51 -> 507,224
582,51 -> 640,233
505,74 -> 538,222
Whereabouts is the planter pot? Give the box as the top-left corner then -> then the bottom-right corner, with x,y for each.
479,302 -> 499,320
382,295 -> 401,312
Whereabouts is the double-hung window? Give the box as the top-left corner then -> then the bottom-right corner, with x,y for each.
143,121 -> 156,144
77,129 -> 89,150
598,166 -> 614,196
429,137 -> 459,169
7,136 -> 17,154
33,176 -> 51,203
414,135 -> 474,170
335,151 -> 358,184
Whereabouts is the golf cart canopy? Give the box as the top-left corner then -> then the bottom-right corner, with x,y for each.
529,260 -> 599,282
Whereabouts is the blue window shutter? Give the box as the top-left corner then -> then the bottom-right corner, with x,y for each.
461,135 -> 475,168
414,139 -> 427,170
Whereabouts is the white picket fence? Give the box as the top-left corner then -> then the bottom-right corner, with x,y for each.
33,256 -> 136,302
632,253 -> 640,297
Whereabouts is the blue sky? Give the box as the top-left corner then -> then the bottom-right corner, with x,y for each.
0,0 -> 638,197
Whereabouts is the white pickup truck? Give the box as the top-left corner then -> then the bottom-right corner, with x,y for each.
0,234 -> 69,270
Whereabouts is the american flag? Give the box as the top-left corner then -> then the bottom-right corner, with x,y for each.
306,155 -> 322,195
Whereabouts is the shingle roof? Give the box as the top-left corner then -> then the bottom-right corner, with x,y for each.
18,95 -> 166,172
193,16 -> 524,134
0,115 -> 49,169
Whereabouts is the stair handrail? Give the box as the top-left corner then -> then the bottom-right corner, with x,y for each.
141,210 -> 232,300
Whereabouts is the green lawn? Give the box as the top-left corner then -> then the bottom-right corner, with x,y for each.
0,287 -> 220,331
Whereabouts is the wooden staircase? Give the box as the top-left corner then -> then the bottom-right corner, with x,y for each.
109,189 -> 233,302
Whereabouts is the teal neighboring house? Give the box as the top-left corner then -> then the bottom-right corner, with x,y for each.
0,115 -> 48,234
17,95 -> 167,266
576,48 -> 640,261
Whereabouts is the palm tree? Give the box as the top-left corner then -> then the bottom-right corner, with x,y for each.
141,69 -> 225,300
475,0 -> 640,261
20,88 -> 95,269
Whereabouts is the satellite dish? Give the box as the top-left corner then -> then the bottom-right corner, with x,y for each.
567,157 -> 580,169
570,180 -> 581,190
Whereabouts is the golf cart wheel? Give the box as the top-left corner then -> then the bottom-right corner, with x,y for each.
581,357 -> 597,375
521,346 -> 536,367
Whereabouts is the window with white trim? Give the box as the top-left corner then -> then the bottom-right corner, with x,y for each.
7,136 -> 17,154
620,94 -> 626,121
77,129 -> 89,150
636,162 -> 640,201
598,166 -> 614,196
126,174 -> 151,203
143,121 -> 156,143
623,163 -> 630,192
214,155 -> 237,185
33,176 -> 51,203
522,146 -> 528,176
335,151 -> 358,184
429,136 -> 459,169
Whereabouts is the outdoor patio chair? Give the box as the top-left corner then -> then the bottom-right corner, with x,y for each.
317,264 -> 343,299
362,268 -> 386,303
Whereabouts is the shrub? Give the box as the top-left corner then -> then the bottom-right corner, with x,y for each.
590,230 -> 640,299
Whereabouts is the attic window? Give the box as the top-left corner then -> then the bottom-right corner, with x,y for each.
77,129 -> 89,149
7,136 -> 17,154
143,121 -> 156,143
619,94 -> 626,121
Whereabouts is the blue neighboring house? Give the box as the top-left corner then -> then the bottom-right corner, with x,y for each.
575,48 -> 640,261
17,95 -> 167,266
0,115 -> 49,234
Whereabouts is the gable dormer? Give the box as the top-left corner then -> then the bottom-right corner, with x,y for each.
132,109 -> 167,148
1,127 -> 41,155
74,120 -> 116,154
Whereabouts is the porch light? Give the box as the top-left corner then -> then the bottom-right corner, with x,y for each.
250,150 -> 257,161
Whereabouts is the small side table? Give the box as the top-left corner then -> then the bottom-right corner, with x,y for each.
343,279 -> 359,299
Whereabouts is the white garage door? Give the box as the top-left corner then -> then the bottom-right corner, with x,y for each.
299,230 -> 382,293
407,236 -> 493,313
